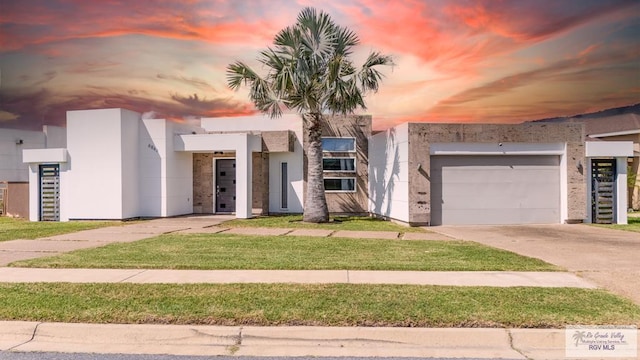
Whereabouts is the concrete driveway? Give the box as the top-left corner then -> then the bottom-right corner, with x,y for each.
432,224 -> 640,304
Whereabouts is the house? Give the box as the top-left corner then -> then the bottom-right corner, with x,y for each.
0,126 -> 65,218
19,108 -> 633,225
535,109 -> 640,210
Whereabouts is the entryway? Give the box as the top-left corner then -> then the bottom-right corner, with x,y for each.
215,159 -> 236,213
590,158 -> 616,224
39,164 -> 60,221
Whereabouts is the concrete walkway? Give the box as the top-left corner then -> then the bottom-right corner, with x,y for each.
431,224 -> 640,304
0,267 -> 595,287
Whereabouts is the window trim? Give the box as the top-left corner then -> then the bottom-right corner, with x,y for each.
321,137 -> 356,153
324,177 -> 357,193
322,157 -> 356,173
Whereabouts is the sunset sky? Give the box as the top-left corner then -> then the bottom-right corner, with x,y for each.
1,0 -> 639,130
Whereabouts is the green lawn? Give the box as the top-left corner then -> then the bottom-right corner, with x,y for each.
593,216 -> 640,233
222,214 -> 425,232
0,217 -> 122,242
0,283 -> 637,327
10,233 -> 559,271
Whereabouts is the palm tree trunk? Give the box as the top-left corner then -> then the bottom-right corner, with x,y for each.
303,113 -> 330,223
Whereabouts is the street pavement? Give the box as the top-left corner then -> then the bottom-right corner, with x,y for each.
0,216 -> 638,359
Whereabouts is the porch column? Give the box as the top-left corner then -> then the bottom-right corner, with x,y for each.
235,136 -> 252,219
616,157 -> 628,225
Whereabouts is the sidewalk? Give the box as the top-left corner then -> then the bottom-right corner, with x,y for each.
2,321 -> 608,359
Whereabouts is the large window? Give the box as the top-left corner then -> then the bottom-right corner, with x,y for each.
322,137 -> 355,152
323,158 -> 356,172
324,178 -> 356,192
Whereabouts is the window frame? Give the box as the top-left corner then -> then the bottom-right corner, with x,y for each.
322,157 -> 357,173
321,137 -> 356,153
323,177 -> 357,193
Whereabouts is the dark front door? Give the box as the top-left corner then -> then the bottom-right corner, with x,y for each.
216,159 -> 236,212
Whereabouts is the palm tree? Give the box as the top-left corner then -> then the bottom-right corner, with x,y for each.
227,7 -> 393,223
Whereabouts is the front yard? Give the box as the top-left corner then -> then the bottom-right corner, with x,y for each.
9,233 -> 560,271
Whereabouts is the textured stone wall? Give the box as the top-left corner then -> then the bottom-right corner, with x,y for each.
303,115 -> 372,215
407,123 -> 586,225
192,153 -> 214,213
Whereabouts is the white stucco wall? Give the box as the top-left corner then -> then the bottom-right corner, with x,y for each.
0,128 -> 46,182
369,123 -> 409,222
65,108 -> 134,220
139,119 -> 199,217
120,110 -> 140,219
202,114 -> 305,214
43,126 -> 67,148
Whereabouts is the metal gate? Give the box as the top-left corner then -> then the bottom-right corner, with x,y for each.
215,159 -> 236,212
39,164 -> 60,221
591,159 -> 616,224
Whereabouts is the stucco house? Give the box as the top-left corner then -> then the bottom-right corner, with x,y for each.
0,126 -> 65,218
18,108 -> 633,225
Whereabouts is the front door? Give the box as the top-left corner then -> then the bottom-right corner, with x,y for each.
591,159 -> 616,224
216,159 -> 236,212
39,164 -> 60,221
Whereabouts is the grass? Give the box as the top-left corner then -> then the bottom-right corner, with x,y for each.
222,214 -> 425,232
592,216 -> 640,233
0,283 -> 638,328
0,217 -> 122,242
10,233 -> 560,271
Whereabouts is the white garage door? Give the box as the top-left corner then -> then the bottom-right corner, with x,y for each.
430,155 -> 560,225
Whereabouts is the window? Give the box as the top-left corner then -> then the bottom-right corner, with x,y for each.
322,137 -> 355,152
324,178 -> 356,192
323,158 -> 356,172
281,162 -> 288,209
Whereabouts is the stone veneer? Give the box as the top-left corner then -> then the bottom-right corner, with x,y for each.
406,123 -> 586,225
303,115 -> 372,215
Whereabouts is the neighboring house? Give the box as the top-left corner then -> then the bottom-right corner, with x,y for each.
577,114 -> 639,210
370,123 -> 631,226
0,126 -> 65,218
535,108 -> 640,210
19,108 -> 633,225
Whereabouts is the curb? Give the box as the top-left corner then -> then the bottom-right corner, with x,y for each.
0,321 -> 586,359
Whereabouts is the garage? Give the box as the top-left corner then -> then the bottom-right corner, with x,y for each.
430,155 -> 561,225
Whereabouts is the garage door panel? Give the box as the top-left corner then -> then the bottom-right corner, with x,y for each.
435,191 -> 560,209
440,208 -> 560,225
430,155 -> 560,225
434,155 -> 560,167
432,168 -> 559,184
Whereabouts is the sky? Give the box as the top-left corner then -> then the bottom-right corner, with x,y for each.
1,0 -> 639,131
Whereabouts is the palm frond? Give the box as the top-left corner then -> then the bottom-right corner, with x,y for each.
226,61 -> 259,91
